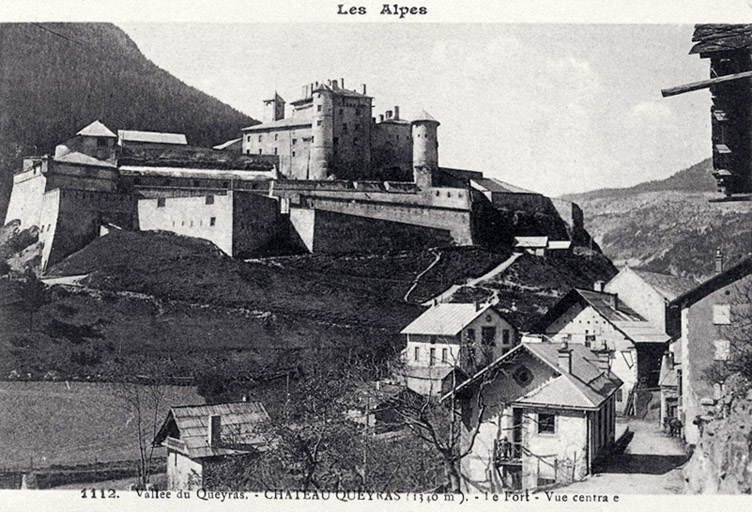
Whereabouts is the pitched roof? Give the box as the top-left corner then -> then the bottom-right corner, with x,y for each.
153,402 -> 270,460
670,256 -> 752,309
54,151 -> 116,168
536,289 -> 669,343
514,236 -> 549,249
213,138 -> 242,150
471,177 -> 538,195
447,342 -> 621,410
76,120 -> 117,138
118,130 -> 188,145
691,24 -> 752,55
400,303 -> 495,336
631,269 -> 699,301
241,116 -> 312,132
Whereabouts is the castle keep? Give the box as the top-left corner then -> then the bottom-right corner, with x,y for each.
4,80 -> 587,271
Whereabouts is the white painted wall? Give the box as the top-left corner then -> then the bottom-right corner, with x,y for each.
605,269 -> 667,331
166,450 -> 204,491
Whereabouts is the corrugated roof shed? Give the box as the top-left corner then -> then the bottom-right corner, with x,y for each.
691,24 -> 752,55
118,130 -> 188,145
401,303 -> 494,336
153,402 -> 270,460
77,120 -> 117,138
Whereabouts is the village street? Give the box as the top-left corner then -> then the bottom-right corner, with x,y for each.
557,418 -> 688,495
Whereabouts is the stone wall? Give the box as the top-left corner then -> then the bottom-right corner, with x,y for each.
4,167 -> 47,228
288,207 -> 453,254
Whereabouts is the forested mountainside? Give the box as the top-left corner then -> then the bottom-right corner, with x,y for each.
0,23 -> 257,217
565,159 -> 752,279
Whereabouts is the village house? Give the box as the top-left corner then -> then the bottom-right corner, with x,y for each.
398,303 -> 519,396
533,284 -> 669,414
664,256 -> 752,446
152,402 -> 270,491
447,340 -> 621,492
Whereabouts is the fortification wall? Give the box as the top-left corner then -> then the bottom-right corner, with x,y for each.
45,162 -> 119,192
41,188 -> 135,270
242,126 -> 312,180
138,193 -> 235,255
370,121 -> 412,180
296,195 -> 473,245
289,207 -> 453,254
231,192 -> 285,257
4,169 -> 46,228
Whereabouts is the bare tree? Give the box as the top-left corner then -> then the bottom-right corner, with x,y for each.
118,382 -> 165,488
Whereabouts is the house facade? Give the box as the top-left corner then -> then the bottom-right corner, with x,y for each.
449,341 -> 621,492
666,257 -> 752,446
534,285 -> 669,413
398,303 -> 519,396
153,402 -> 270,491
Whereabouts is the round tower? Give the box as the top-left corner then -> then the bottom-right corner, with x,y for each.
411,110 -> 440,189
309,83 -> 334,180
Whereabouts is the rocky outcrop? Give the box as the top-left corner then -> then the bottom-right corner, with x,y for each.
684,384 -> 752,494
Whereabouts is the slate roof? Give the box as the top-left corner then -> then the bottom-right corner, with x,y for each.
400,303 -> 495,336
447,342 -> 622,410
241,116 -> 312,132
118,130 -> 188,145
472,177 -> 538,195
691,24 -> 752,55
632,269 -> 699,301
153,402 -> 270,460
670,256 -> 752,309
76,120 -> 117,138
119,144 -> 277,171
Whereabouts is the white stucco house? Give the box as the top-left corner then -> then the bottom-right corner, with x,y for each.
398,303 -> 519,395
446,340 -> 621,493
153,401 -> 270,490
532,285 -> 669,414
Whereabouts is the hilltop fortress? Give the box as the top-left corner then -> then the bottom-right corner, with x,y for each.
4,79 -> 588,270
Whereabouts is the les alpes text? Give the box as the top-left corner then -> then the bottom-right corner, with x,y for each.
337,4 -> 428,18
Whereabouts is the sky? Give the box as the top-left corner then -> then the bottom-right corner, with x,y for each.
118,23 -> 712,196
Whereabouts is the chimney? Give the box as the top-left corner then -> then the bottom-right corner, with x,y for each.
208,414 -> 221,447
593,280 -> 604,293
361,83 -> 367,95
715,248 -> 724,274
386,110 -> 393,119
394,106 -> 400,120
340,78 -> 345,89
557,341 -> 572,373
379,114 -> 384,123
475,301 -> 482,312
594,340 -> 610,372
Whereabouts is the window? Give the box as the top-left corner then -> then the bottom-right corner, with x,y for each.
481,327 -> 496,346
292,151 -> 296,157
333,137 -> 339,145
157,197 -> 166,208
317,120 -> 322,126
502,329 -> 511,345
342,123 -> 348,132
615,389 -> 623,402
713,304 -> 731,325
538,413 -> 555,434
414,346 -> 420,361
247,150 -> 251,155
210,217 -> 216,226
442,348 -> 448,363
192,180 -> 200,187
429,335 -> 437,344
513,365 -> 533,387
585,334 -> 596,347
430,348 -> 436,366
317,105 -> 322,112
97,138 -> 108,147
292,138 -> 297,145
222,182 -> 229,189
274,134 -> 278,141
259,149 -> 262,154
714,339 -> 731,361
258,135 -> 262,142
205,195 -> 214,205
465,328 -> 475,343
246,135 -> 251,143
274,147 -> 278,155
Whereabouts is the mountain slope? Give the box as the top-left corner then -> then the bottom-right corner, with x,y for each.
564,159 -> 752,279
0,23 -> 258,218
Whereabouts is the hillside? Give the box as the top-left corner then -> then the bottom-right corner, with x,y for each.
0,23 -> 258,218
564,159 -> 752,279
